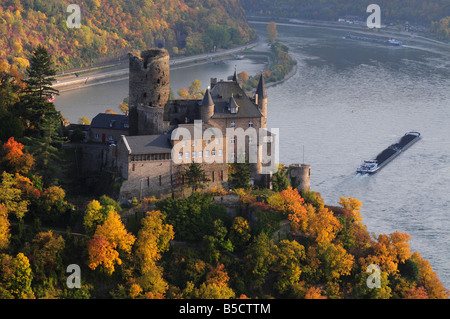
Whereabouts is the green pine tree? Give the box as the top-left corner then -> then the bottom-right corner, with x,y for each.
183,163 -> 210,192
19,45 -> 65,186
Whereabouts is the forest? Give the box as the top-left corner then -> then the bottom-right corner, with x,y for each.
0,45 -> 449,299
0,0 -> 257,72
241,0 -> 450,41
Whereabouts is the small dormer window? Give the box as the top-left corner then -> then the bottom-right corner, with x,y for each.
249,121 -> 253,128
231,121 -> 236,128
228,93 -> 239,114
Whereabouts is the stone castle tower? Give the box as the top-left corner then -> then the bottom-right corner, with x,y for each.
288,164 -> 311,192
128,49 -> 170,136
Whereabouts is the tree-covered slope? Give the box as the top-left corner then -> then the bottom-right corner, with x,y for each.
0,0 -> 257,71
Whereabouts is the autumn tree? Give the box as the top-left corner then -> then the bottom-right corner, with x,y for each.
88,210 -> 136,274
1,137 -> 34,175
23,231 -> 65,297
83,200 -> 107,235
133,210 -> 174,298
307,206 -> 342,244
6,253 -> 34,299
229,216 -> 251,250
411,252 -> 449,299
184,264 -> 236,299
244,233 -> 276,290
267,21 -> 278,43
268,187 -> 308,231
87,234 -> 121,275
0,171 -> 28,220
271,240 -> 306,294
0,204 -> 10,250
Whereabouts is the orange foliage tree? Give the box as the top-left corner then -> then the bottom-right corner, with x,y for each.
87,210 -> 136,274
2,137 -> 35,175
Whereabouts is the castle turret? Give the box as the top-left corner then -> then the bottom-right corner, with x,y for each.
200,88 -> 214,123
128,48 -> 170,135
255,74 -> 267,128
288,164 -> 311,192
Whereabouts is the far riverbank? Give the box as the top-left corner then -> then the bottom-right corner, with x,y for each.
248,18 -> 450,51
53,41 -> 260,92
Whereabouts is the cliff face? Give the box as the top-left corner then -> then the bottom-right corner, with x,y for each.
0,0 -> 256,70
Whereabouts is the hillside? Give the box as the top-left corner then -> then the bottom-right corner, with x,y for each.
241,0 -> 450,41
0,0 -> 257,72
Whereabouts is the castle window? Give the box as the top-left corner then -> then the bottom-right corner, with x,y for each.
178,152 -> 183,159
249,121 -> 253,128
185,152 -> 190,158
248,136 -> 253,144
218,149 -> 223,156
220,170 -> 224,181
211,171 -> 215,183
132,164 -> 135,171
192,151 -> 196,158
231,121 -> 236,128
199,151 -> 203,158
206,139 -> 211,145
192,140 -> 197,146
231,137 -> 236,144
205,151 -> 210,157
212,150 -> 216,156
216,139 -> 220,145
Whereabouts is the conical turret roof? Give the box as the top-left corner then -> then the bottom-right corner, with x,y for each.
256,73 -> 267,98
201,88 -> 214,107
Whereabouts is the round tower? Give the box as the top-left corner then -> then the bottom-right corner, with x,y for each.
200,88 -> 214,124
128,48 -> 170,135
288,164 -> 311,192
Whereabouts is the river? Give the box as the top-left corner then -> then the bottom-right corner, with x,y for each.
55,23 -> 450,289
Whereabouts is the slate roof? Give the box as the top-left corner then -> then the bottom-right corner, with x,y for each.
91,113 -> 129,130
210,81 -> 262,119
122,134 -> 172,154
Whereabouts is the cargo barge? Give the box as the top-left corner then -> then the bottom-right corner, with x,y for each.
343,34 -> 403,46
357,132 -> 421,174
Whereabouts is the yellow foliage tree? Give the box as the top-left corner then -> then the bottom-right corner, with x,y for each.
338,197 -> 363,224
0,204 -> 10,250
95,210 -> 136,254
307,206 -> 343,244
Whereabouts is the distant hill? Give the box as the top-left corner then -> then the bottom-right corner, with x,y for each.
0,0 -> 257,71
241,0 -> 450,41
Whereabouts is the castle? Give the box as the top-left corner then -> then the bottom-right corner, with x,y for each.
74,48 -> 310,201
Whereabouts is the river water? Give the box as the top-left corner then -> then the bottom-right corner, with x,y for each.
55,23 -> 450,289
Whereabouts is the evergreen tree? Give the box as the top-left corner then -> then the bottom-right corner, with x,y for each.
19,45 -> 64,186
183,163 -> 210,192
228,160 -> 251,190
